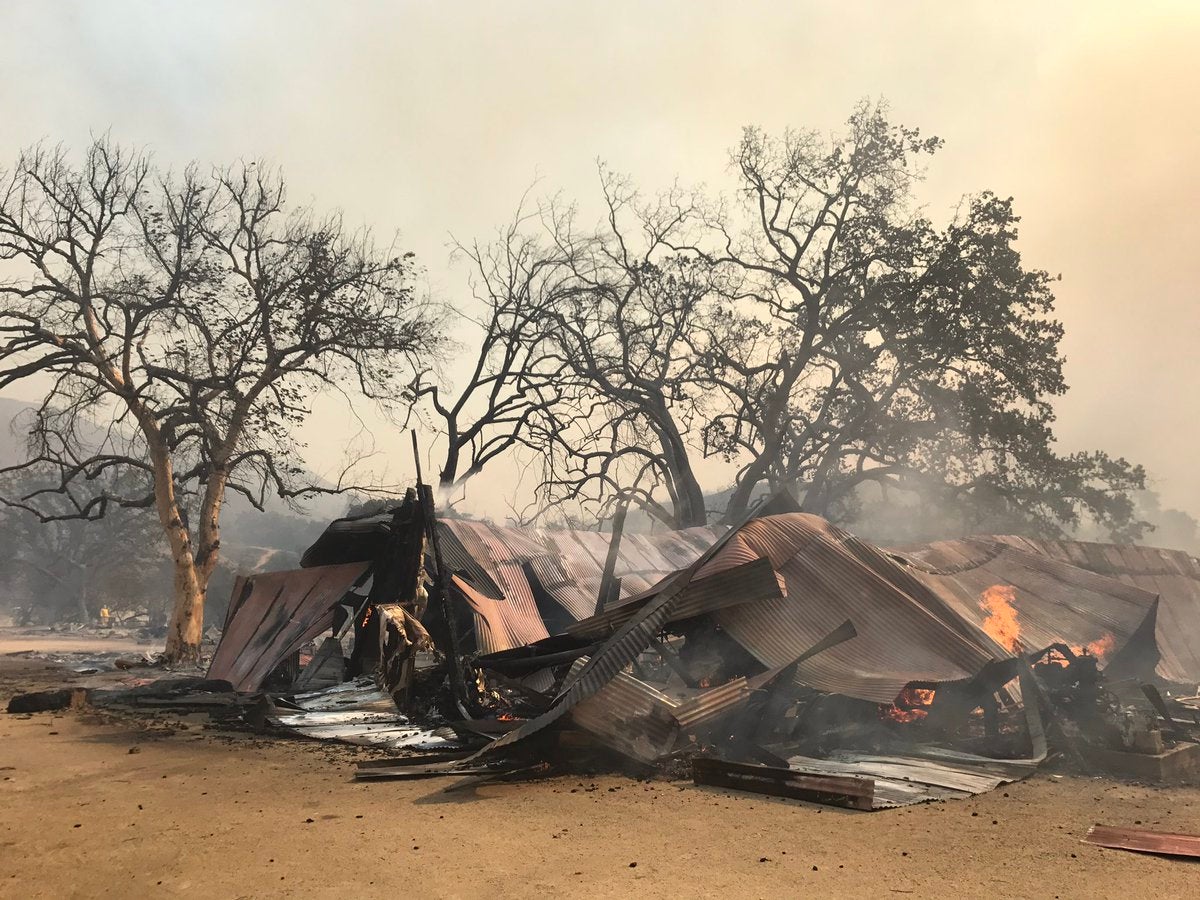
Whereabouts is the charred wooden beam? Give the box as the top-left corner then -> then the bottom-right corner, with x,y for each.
692,757 -> 874,810
478,643 -> 602,675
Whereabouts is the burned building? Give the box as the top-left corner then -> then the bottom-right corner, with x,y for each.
206,487 -> 1200,807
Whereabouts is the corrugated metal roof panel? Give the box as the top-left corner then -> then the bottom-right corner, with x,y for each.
566,657 -> 679,763
564,557 -> 784,639
894,539 -> 1158,677
207,562 -> 369,691
672,677 -> 751,730
442,519 -> 723,603
450,575 -> 549,654
977,536 -> 1200,684
469,508 -> 750,761
438,518 -> 725,654
524,553 -> 598,622
701,516 -> 1003,704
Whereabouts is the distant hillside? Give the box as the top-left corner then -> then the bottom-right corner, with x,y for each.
2,395 -> 347,529
0,396 -> 334,578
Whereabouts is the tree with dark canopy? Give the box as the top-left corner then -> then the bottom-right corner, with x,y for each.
696,103 -> 1145,537
412,204 -> 576,500
525,103 -> 1145,539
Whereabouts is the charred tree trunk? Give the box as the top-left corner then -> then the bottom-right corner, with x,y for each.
658,427 -> 707,527
723,455 -> 769,524
438,427 -> 462,491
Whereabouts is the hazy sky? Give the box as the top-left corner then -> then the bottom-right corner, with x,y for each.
1,1 -> 1197,517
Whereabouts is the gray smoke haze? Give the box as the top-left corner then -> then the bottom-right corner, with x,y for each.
1,0 -> 1197,522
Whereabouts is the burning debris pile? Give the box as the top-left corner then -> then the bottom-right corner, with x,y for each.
194,486 -> 1200,807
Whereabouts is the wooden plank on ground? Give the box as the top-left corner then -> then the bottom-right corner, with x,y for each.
356,750 -> 477,770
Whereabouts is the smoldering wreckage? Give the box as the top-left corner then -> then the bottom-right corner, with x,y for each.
12,484 -> 1200,858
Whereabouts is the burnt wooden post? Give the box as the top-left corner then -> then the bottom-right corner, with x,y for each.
351,489 -> 424,680
417,482 -> 471,715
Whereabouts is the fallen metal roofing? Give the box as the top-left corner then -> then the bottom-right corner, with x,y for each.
267,679 -> 460,751
983,536 -> 1200,685
467,504 -> 755,762
895,539 -> 1161,674
563,557 -> 785,639
439,517 -> 725,607
695,515 -> 1010,703
206,562 -> 369,692
302,511 -> 725,602
450,574 -> 553,654
566,657 -> 680,763
785,749 -> 1038,808
466,510 -> 1031,765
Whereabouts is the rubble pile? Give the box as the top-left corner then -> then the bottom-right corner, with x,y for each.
196,485 -> 1200,805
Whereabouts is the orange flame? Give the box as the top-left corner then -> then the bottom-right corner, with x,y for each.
881,685 -> 937,723
1051,633 -> 1117,666
980,584 -> 1022,653
1084,633 -> 1115,659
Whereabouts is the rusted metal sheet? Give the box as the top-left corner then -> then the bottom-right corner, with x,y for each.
303,511 -> 726,656
467,501 -> 753,762
566,658 -> 679,763
564,557 -> 785,639
450,574 -> 552,654
978,536 -> 1200,685
440,518 -> 725,621
899,538 -> 1161,676
1082,824 -> 1200,858
673,619 -> 857,732
785,750 -> 1037,808
700,515 -> 1005,703
525,553 -> 598,621
672,677 -> 752,731
207,562 -> 369,692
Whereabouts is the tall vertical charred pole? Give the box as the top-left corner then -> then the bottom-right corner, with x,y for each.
412,431 -> 470,714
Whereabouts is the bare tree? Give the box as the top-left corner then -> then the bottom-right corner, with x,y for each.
412,207 -> 575,499
0,140 -> 441,661
531,170 -> 715,528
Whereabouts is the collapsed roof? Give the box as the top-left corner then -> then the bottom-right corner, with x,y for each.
207,492 -> 1193,805
987,536 -> 1200,684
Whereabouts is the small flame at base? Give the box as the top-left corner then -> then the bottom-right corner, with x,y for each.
881,685 -> 937,723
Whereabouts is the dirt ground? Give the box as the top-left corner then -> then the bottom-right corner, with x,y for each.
0,629 -> 158,658
3,655 -> 1200,899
